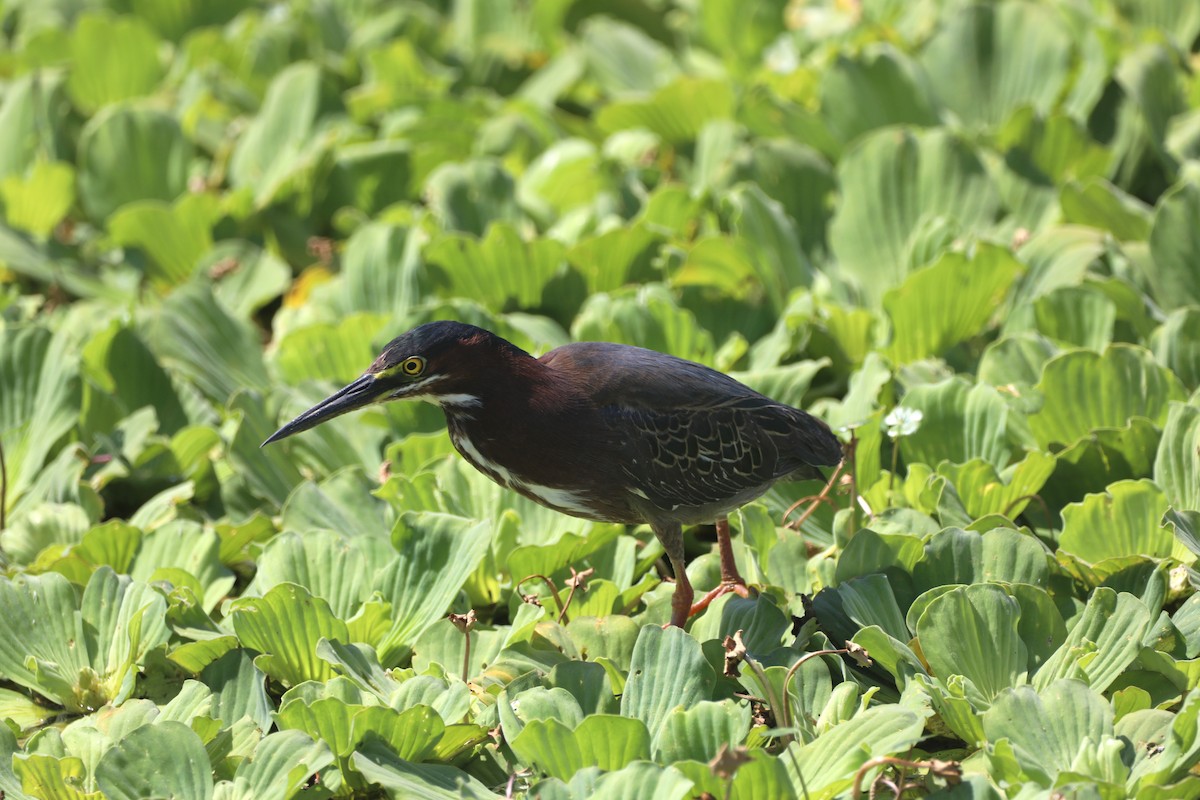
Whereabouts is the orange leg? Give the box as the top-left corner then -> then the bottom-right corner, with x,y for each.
689,516 -> 752,617
652,521 -> 694,628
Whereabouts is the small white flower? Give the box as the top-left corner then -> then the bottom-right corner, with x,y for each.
884,407 -> 923,439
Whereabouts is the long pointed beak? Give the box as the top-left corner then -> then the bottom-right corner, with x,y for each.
262,374 -> 384,446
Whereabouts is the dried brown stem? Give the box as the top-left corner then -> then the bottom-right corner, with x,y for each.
851,756 -> 962,799
557,567 -> 594,624
514,574 -> 566,619
783,456 -> 846,531
1003,493 -> 1056,532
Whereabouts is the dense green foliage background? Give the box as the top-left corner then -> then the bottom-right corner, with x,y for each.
1,0 -> 1200,797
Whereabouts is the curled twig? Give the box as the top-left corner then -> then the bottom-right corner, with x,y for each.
558,567 -> 594,624
851,755 -> 961,799
777,644 -> 872,745
783,456 -> 846,531
515,574 -> 566,619
1003,493 -> 1056,533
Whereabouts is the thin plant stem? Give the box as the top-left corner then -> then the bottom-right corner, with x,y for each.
514,574 -> 566,619
783,457 -> 845,530
846,434 -> 859,536
741,655 -> 785,732
0,436 -> 7,533
777,648 -> 860,745
889,435 -> 900,493
462,628 -> 471,682
1003,493 -> 1056,533
851,755 -> 961,798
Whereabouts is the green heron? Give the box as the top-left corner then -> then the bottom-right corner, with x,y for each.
264,321 -> 842,628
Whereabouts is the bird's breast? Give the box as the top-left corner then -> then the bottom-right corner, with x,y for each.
447,426 -> 608,521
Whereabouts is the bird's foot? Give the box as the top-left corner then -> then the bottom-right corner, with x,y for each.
688,580 -> 755,617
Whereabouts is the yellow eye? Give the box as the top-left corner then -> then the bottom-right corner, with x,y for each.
400,356 -> 425,376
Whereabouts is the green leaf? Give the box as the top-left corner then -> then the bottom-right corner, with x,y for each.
518,139 -> 610,224
587,762 -> 695,800
981,679 -> 1113,788
271,317 -> 390,392
227,392 -> 304,509
885,245 -> 1023,363
374,512 -> 492,664
920,1 -> 1071,129
2,502 -> 89,565
1127,688 -> 1200,788
819,45 -> 938,143
655,700 -> 751,764
1167,508 -> 1200,560
1031,285 -> 1117,351
229,583 -> 350,687
1029,345 -> 1185,448
67,13 -> 165,113
280,470 -> 394,539
0,160 -> 75,239
219,730 -> 333,800
95,720 -> 213,800
698,0 -> 786,71
916,584 -> 1028,707
0,568 -> 168,712
352,704 -> 446,762
228,62 -> 325,205
1060,480 -> 1182,563
689,595 -> 791,655
1152,308 -> 1200,391
783,705 -> 924,798
0,325 -> 81,517
506,528 -> 621,590
205,241 -> 291,322
596,77 -> 734,144
0,74 -> 71,184
82,322 -> 190,435
567,223 -> 664,295
820,574 -> 910,645
828,128 -> 1000,304
322,140 -> 413,218
332,222 -> 423,316
511,715 -> 652,780
275,695 -> 360,758
725,183 -> 817,299
200,649 -> 274,732
912,527 -> 1050,596
254,531 -> 372,620
424,159 -> 520,237
351,740 -> 496,800
620,626 -> 715,748
1060,179 -> 1153,242
566,616 -> 641,670
901,379 -> 1015,467
937,452 -> 1057,519
120,0 -> 247,42
109,194 -> 219,292
141,283 -> 269,402
1034,589 -> 1152,693
1154,402 -> 1200,512
834,528 -> 924,585
1146,175 -> 1200,311
77,106 -> 192,222
426,223 -> 568,313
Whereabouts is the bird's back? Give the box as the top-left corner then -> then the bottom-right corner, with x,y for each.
539,342 -> 841,522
